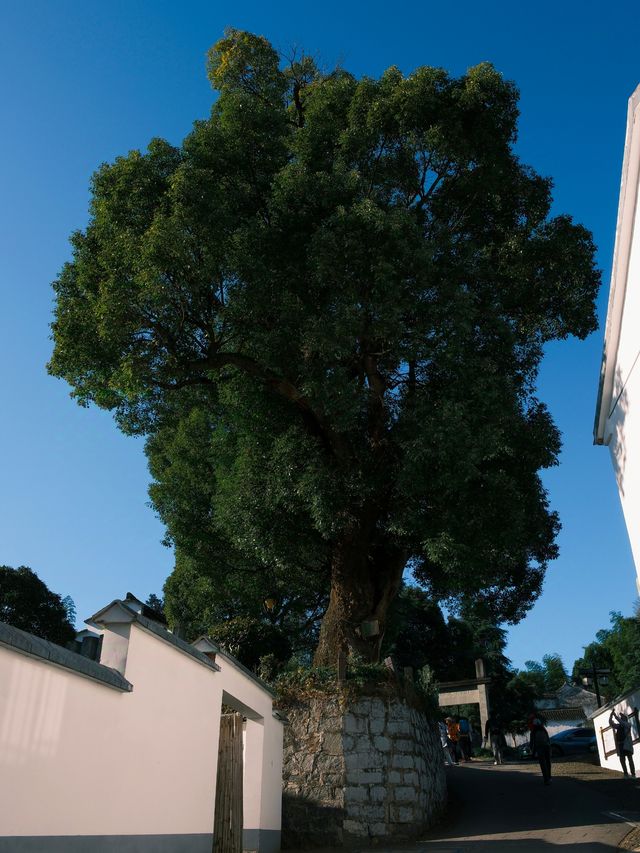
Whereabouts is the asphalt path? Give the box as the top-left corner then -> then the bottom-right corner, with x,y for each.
286,758 -> 640,852
416,759 -> 638,851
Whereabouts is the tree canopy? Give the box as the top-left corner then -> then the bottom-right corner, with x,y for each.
49,30 -> 599,663
383,586 -> 511,681
572,611 -> 640,698
520,653 -> 568,694
0,565 -> 76,646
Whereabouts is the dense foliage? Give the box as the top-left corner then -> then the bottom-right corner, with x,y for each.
388,588 -> 539,733
519,653 -> 568,694
572,611 -> 640,699
49,29 -> 599,662
0,565 -> 76,646
383,585 -> 510,681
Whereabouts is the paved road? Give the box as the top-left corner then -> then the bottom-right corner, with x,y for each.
415,760 -> 638,852
287,759 -> 640,852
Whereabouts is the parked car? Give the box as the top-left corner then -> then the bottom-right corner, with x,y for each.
518,727 -> 597,758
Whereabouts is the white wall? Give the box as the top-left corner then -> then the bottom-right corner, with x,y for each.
597,85 -> 640,594
593,690 -> 640,773
606,159 -> 640,592
607,360 -> 640,595
509,720 -> 585,747
0,623 -> 223,840
0,616 -> 284,852
212,650 -> 283,846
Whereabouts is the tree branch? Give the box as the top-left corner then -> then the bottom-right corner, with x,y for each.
363,352 -> 387,448
165,351 -> 351,460
292,80 -> 305,127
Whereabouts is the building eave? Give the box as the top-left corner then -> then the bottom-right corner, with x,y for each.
595,84 -> 640,444
88,599 -> 221,673
192,637 -> 276,698
85,599 -> 136,628
588,685 -> 640,719
0,621 -> 132,692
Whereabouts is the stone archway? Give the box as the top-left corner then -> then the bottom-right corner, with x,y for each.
438,659 -> 491,735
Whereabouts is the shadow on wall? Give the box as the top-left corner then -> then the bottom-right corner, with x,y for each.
610,364 -> 630,499
0,661 -> 68,764
281,792 -> 344,849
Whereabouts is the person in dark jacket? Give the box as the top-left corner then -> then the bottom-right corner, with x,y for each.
530,718 -> 552,785
484,715 -> 505,765
458,716 -> 472,762
609,709 -> 636,777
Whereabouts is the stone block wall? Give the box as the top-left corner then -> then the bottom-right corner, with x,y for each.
281,692 -> 446,847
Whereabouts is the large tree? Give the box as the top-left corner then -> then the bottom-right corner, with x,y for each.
49,30 -> 599,664
0,565 -> 76,646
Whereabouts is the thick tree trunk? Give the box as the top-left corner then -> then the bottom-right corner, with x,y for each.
313,526 -> 407,667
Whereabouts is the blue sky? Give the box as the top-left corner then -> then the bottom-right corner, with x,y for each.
1,0 -> 639,671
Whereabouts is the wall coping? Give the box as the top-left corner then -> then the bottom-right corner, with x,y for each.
87,600 -> 221,674
0,620 -> 133,692
193,636 -> 276,698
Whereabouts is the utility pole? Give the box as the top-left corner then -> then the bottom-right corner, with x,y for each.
591,661 -> 601,708
577,664 -> 611,708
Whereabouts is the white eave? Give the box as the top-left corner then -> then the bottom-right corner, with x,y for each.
85,600 -> 136,629
595,84 -> 640,444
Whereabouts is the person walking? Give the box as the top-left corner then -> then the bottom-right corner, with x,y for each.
530,718 -> 552,785
458,716 -> 472,761
609,709 -> 636,777
439,720 -> 454,766
445,716 -> 460,765
484,715 -> 505,765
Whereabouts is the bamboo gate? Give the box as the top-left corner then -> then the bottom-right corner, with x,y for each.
213,713 -> 244,853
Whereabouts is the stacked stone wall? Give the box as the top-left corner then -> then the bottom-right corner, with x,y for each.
281,692 -> 446,848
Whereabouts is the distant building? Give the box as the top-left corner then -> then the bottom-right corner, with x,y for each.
595,84 -> 640,594
536,683 -> 599,736
509,682 -> 599,747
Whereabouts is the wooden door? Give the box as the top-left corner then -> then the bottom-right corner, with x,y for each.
213,713 -> 244,853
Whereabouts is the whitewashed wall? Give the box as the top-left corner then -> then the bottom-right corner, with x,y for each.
509,719 -> 585,747
596,85 -> 640,594
194,642 -> 284,853
593,689 -> 640,773
0,609 -> 283,853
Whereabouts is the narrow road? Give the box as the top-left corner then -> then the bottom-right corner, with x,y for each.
417,759 -> 639,851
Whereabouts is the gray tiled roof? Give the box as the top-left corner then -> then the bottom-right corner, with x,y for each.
87,600 -> 221,674
0,620 -> 132,692
543,707 -> 587,721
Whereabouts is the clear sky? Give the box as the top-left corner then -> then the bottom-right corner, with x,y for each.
1,0 -> 639,671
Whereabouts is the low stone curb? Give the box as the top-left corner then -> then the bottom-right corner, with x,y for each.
619,826 -> 640,850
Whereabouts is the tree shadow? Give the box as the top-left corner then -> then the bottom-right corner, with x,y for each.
609,364 -> 630,500
412,841 -> 627,851
282,764 -> 637,850
423,764 -> 634,839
